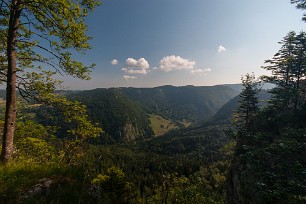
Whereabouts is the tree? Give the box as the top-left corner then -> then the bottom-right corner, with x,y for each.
91,166 -> 133,203
235,73 -> 260,130
0,0 -> 101,163
262,31 -> 306,114
291,0 -> 306,21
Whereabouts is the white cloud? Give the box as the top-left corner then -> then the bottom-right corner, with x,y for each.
121,56 -> 211,80
122,68 -> 148,75
122,57 -> 149,76
158,55 -> 211,76
159,55 -> 195,72
218,45 -> 227,53
190,68 -> 211,76
125,58 -> 149,69
111,59 -> 118,65
123,75 -> 137,80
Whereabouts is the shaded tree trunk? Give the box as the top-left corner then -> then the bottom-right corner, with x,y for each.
0,0 -> 21,163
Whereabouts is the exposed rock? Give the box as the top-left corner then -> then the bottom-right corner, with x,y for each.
18,178 -> 54,201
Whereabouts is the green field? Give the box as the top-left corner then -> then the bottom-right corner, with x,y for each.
149,114 -> 178,136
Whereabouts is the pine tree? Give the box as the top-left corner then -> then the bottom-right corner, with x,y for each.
292,32 -> 306,111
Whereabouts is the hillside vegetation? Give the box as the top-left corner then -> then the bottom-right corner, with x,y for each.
0,84 -> 238,203
31,85 -> 238,141
118,85 -> 239,122
68,89 -> 154,142
1,1 -> 305,203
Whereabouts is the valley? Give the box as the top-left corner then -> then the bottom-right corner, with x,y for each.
0,84 -> 241,203
0,1 -> 305,203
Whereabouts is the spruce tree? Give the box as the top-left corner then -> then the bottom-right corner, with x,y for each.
262,31 -> 306,116
235,73 -> 260,130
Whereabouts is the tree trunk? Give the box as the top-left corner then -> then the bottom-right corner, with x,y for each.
0,1 -> 21,163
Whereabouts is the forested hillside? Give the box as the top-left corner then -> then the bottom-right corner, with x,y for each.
31,85 -> 238,141
118,85 -> 238,122
68,89 -> 154,142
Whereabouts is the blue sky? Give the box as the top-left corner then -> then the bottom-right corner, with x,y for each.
62,0 -> 306,89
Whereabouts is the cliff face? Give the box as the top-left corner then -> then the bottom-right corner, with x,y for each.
120,123 -> 143,142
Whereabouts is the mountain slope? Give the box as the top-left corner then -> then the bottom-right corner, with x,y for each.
209,90 -> 271,125
118,85 -> 239,122
68,89 -> 154,142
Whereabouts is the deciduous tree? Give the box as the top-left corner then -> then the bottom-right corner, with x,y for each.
0,0 -> 101,163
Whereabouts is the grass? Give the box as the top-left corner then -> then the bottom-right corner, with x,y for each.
149,114 -> 178,136
0,159 -> 82,203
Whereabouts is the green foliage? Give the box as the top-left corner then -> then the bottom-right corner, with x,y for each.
25,75 -> 102,141
232,128 -> 305,203
0,0 -> 101,163
91,166 -> 133,203
0,0 -> 101,80
0,105 -> 234,203
262,31 -> 306,115
15,121 -> 58,162
23,79 -> 103,166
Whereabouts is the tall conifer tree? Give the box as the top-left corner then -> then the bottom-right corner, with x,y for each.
262,31 -> 306,114
235,73 -> 260,129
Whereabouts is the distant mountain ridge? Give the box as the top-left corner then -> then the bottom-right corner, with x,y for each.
0,85 -> 241,142
66,85 -> 239,141
116,85 -> 239,122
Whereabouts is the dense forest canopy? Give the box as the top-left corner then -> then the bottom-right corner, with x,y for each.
0,1 -> 305,204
